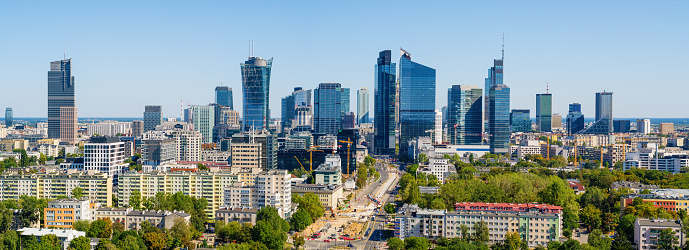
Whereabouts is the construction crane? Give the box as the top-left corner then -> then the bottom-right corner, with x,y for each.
294,156 -> 305,170
339,138 -> 353,176
306,146 -> 324,171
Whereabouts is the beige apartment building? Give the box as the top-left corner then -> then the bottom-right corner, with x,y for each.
0,172 -> 112,206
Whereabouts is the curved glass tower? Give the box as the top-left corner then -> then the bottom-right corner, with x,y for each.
241,57 -> 272,132
399,49 -> 436,156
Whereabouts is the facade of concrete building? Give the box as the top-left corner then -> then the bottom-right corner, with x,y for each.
1,139 -> 29,151
171,130 -> 202,161
84,137 -> 127,179
141,138 -> 176,166
231,132 -> 277,170
117,171 -> 238,217
314,155 -> 342,185
222,170 -> 292,218
132,120 -> 144,137
634,218 -> 684,250
659,122 -> 675,135
144,106 -> 163,132
44,199 -> 93,229
125,210 -> 191,230
87,121 -> 131,136
215,207 -> 258,225
416,157 -> 455,183
292,184 -> 344,209
231,143 -> 261,168
0,172 -> 112,206
637,119 -> 651,134
94,207 -> 132,224
18,228 -> 85,250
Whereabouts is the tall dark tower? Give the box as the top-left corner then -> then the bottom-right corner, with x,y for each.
374,50 -> 397,155
48,59 -> 77,143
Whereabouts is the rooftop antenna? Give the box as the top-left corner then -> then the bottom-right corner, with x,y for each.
547,82 -> 549,94
220,75 -> 223,87
64,46 -> 66,60
251,40 -> 254,57
501,33 -> 504,61
248,40 -> 251,58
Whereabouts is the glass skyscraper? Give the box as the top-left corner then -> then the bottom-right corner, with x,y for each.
489,84 -> 510,154
398,49 -> 436,156
510,109 -> 531,132
314,83 -> 342,135
484,59 -> 503,128
241,56 -> 272,132
340,88 -> 350,117
581,92 -> 613,134
192,105 -> 215,143
447,85 -> 482,145
215,86 -> 233,110
281,87 -> 311,133
143,106 -> 162,132
4,108 -> 12,128
48,59 -> 76,140
374,50 -> 396,155
536,93 -> 552,132
357,88 -> 369,125
566,103 -> 584,135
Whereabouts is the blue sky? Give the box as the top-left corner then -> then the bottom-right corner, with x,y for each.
1,1 -> 687,118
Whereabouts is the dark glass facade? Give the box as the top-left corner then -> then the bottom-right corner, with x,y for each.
484,59 -> 503,128
489,84 -> 510,154
4,108 -> 12,128
143,106 -> 162,132
241,57 -> 272,132
582,92 -> 613,134
566,103 -> 584,135
536,93 -> 552,132
613,120 -> 631,133
374,50 -> 396,155
447,85 -> 482,145
48,59 -> 75,139
314,83 -> 342,135
282,87 -> 312,133
510,109 -> 531,132
215,86 -> 233,110
398,49 -> 436,156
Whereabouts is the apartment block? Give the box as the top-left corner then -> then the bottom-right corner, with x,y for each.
314,154 -> 342,185
0,172 -> 112,206
292,184 -> 344,209
215,207 -> 258,225
44,199 -> 94,229
634,218 -> 684,249
222,170 -> 291,218
416,157 -> 455,183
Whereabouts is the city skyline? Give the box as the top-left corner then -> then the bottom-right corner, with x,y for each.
1,1 -> 687,118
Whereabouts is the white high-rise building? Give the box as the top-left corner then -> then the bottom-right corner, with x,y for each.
223,169 -> 292,218
434,110 -> 442,143
171,130 -> 202,161
637,119 -> 651,134
84,137 -> 128,180
87,121 -> 132,136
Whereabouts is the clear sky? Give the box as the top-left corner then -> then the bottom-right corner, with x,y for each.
1,1 -> 687,119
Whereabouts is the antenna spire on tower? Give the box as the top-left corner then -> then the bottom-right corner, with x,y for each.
64,46 -> 66,60
501,33 -> 504,61
547,82 -> 549,94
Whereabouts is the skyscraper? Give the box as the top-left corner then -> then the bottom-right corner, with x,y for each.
48,59 -> 77,143
510,109 -> 531,132
281,87 -> 312,133
637,119 -> 651,134
398,49 -> 436,156
374,50 -> 396,155
566,103 -> 584,135
536,93 -> 552,132
581,92 -> 613,134
192,105 -> 215,143
485,59 -> 503,129
340,88 -> 350,117
447,85 -> 482,145
314,83 -> 342,135
357,88 -> 369,125
4,108 -> 12,128
489,84 -> 510,154
143,106 -> 162,132
215,86 -> 234,110
241,56 -> 272,132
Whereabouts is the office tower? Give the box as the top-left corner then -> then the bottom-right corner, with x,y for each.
341,88 -> 350,116
659,123 -> 674,135
510,109 -> 530,132
374,50 -> 397,155
566,103 -> 584,135
447,85 -> 482,145
293,107 -> 313,131
552,114 -> 562,130
398,48 -> 436,156
240,56 -> 272,132
143,106 -> 163,132
215,86 -> 234,110
357,88 -> 369,125
231,131 -> 277,170
281,87 -> 311,133
582,92 -> 613,134
434,110 -> 442,144
314,83 -> 342,135
191,105 -> 215,143
84,136 -> 127,180
489,84 -> 510,154
342,112 -> 356,129
141,138 -> 176,166
536,93 -> 552,132
48,59 -> 77,143
613,120 -> 631,133
637,119 -> 651,134
131,120 -> 144,137
485,59 -> 503,128
4,108 -> 12,128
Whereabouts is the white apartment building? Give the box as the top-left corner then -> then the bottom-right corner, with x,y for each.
634,218 -> 685,249
231,143 -> 261,168
44,199 -> 94,228
84,137 -> 128,179
416,157 -> 455,183
637,119 -> 651,134
87,121 -> 131,136
118,171 -> 238,218
18,228 -> 85,250
37,144 -> 60,157
223,170 -> 292,218
623,143 -> 689,174
0,172 -> 113,206
172,130 -> 201,161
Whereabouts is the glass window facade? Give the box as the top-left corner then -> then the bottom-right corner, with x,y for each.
314,83 -> 342,135
566,103 -> 584,135
447,85 -> 482,145
399,49 -> 436,155
510,109 -> 531,132
143,106 -> 162,132
374,50 -> 396,155
536,94 -> 552,132
489,84 -> 510,154
215,86 -> 233,110
241,57 -> 272,132
48,59 -> 75,139
357,88 -> 369,125
282,87 -> 312,133
5,108 -> 12,128
484,59 -> 503,127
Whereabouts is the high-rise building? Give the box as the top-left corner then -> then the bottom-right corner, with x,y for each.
637,119 -> 651,134
171,130 -> 202,161
144,106 -> 163,132
314,83 -> 342,135
489,84 -> 510,154
215,86 -> 234,110
659,123 -> 674,135
434,110 -> 442,144
84,136 -> 127,180
535,93 -> 552,132
281,87 -> 311,133
399,49 -> 436,156
240,57 -> 272,132
614,120 -> 631,133
582,92 -> 613,134
566,103 -> 584,135
191,105 -> 215,143
374,50 -> 397,155
447,85 -> 482,145
510,109 -> 531,132
231,131 -> 277,170
357,88 -> 369,125
4,108 -> 12,128
340,88 -> 350,117
485,59 -> 503,129
131,120 -> 144,137
552,114 -> 562,130
48,59 -> 77,143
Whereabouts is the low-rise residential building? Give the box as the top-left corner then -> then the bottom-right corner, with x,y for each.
0,139 -> 29,151
37,144 -> 60,157
125,210 -> 191,230
18,228 -> 86,250
611,181 -> 659,193
222,170 -> 292,218
44,199 -> 95,229
314,155 -> 342,185
292,184 -> 343,209
621,190 -> 689,212
416,157 -> 456,183
395,203 -> 563,248
634,218 -> 684,249
94,207 -> 132,224
0,172 -> 113,206
215,207 -> 258,225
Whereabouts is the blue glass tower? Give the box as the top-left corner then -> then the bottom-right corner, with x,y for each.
489,84 -> 510,154
398,49 -> 436,156
314,83 -> 342,135
536,93 -> 552,132
215,86 -> 233,110
241,57 -> 272,132
510,109 -> 531,132
4,108 -> 12,128
447,85 -> 482,145
281,87 -> 311,133
48,59 -> 75,139
484,59 -> 503,128
566,103 -> 584,135
374,50 -> 396,155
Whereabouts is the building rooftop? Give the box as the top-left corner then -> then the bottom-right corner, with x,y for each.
636,218 -> 682,228
454,202 -> 562,213
18,227 -> 86,238
127,210 -> 190,217
216,207 -> 259,213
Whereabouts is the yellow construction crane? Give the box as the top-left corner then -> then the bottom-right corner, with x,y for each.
294,156 -> 305,170
339,138 -> 353,176
306,146 -> 324,171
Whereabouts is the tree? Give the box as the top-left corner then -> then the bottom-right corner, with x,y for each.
0,203 -> 13,232
581,204 -> 602,231
197,163 -> 209,171
473,221 -> 489,243
252,206 -> 289,250
504,231 -> 523,250
39,234 -> 61,250
38,153 -> 47,165
658,228 -> 678,250
404,237 -> 430,250
1,230 -> 20,250
384,203 -> 395,214
460,224 -> 469,242
68,236 -> 91,250
88,218 -> 113,239
292,193 -> 324,221
170,218 -> 193,249
73,220 -> 91,232
289,209 -> 312,232
587,229 -> 612,250
18,195 -> 44,228
364,156 -> 376,167
417,153 -> 429,164
142,232 -> 166,250
293,236 -> 305,250
71,187 -> 84,199
95,239 -> 117,250
611,232 -> 632,250
129,190 -> 141,209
